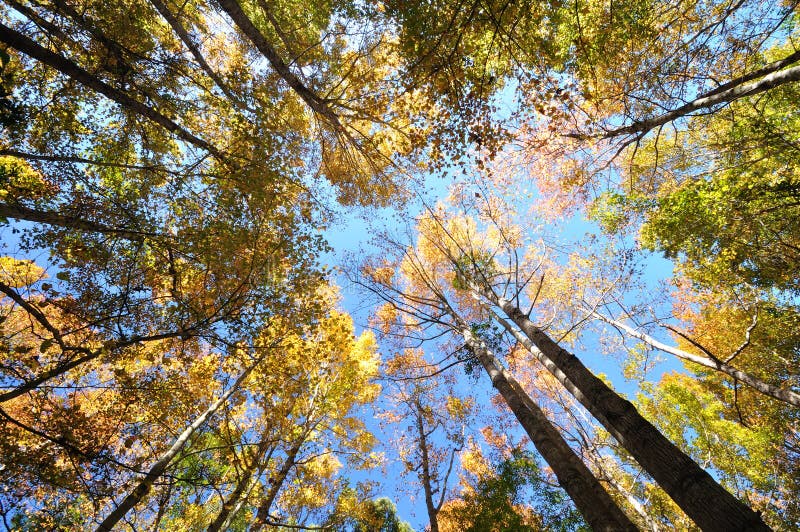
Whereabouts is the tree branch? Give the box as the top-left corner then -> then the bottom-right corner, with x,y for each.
601,52 -> 800,140
0,22 -> 223,158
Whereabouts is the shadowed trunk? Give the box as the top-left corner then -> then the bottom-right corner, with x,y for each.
95,359 -> 260,531
0,202 -> 158,241
461,327 -> 637,531
250,436 -> 305,530
484,293 -> 769,531
415,401 -> 441,532
0,22 -> 222,158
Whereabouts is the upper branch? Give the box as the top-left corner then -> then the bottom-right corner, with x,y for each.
597,50 -> 800,140
0,22 -> 224,159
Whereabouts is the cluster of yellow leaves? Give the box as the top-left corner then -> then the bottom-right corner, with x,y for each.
316,33 -> 437,206
0,256 -> 46,288
371,302 -> 399,335
364,263 -> 396,286
0,156 -> 55,201
446,396 -> 474,421
284,453 -> 345,509
459,439 -> 492,481
383,349 -> 425,379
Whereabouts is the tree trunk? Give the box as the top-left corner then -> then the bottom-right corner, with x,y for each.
0,22 -> 222,158
603,55 -> 800,139
485,294 -> 769,531
207,438 -> 275,532
250,436 -> 305,530
214,0 -> 341,127
461,327 -> 637,531
0,202 -> 157,241
95,360 -> 259,531
415,402 -> 440,532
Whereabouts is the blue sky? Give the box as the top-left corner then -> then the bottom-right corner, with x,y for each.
321,167 -> 683,528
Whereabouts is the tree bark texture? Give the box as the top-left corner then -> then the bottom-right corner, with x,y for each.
487,295 -> 770,531
461,328 -> 638,531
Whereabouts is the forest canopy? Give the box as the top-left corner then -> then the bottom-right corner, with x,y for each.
0,0 -> 798,530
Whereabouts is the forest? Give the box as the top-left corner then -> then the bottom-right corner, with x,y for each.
0,0 -> 798,530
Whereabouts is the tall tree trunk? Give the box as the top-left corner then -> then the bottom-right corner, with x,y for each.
484,294 -> 769,531
207,439 -> 276,532
415,402 -> 440,532
460,327 -> 637,531
95,360 -> 260,531
0,22 -> 222,158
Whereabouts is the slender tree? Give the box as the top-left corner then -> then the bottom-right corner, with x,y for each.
95,340 -> 278,530
361,240 -> 637,529
360,200 -> 769,530
381,353 -> 465,532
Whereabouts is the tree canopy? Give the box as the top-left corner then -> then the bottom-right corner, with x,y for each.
1,0 -> 798,529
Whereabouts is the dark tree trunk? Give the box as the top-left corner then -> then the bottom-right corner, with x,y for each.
0,22 -> 222,158
207,439 -> 275,532
487,294 -> 770,531
0,202 -> 156,241
251,437 -> 304,530
214,0 -> 341,127
462,328 -> 637,531
415,403 -> 440,532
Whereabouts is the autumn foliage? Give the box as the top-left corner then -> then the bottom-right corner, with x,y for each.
1,0 -> 798,529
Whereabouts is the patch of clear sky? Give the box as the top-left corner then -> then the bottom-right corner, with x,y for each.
316,70 -> 704,527
321,159 -> 683,529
